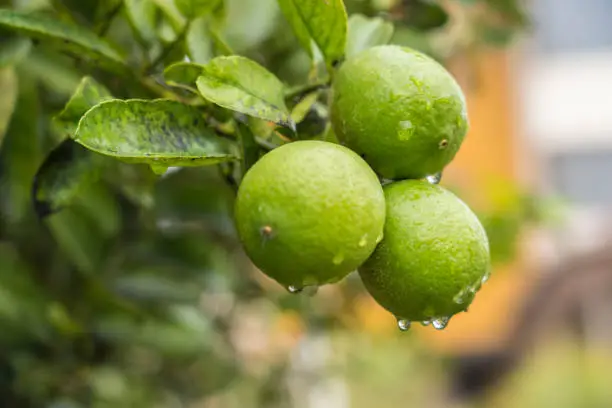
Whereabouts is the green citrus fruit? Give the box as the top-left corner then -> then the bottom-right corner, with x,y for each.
358,180 -> 490,327
235,140 -> 386,290
331,45 -> 468,180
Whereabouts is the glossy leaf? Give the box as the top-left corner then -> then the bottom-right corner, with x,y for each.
277,0 -> 347,67
53,76 -> 113,137
0,35 -> 31,67
346,14 -> 394,58
174,0 -> 221,19
163,61 -> 204,92
0,9 -> 125,66
0,66 -> 17,148
32,139 -> 107,217
196,56 -> 294,128
74,99 -> 237,166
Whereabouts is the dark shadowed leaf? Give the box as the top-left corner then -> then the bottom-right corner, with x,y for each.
0,35 -> 31,67
74,99 -> 237,166
32,139 -> 107,217
53,76 -> 113,137
0,67 -> 17,148
346,14 -> 394,58
174,0 -> 221,20
196,56 -> 294,128
163,61 -> 204,92
236,120 -> 259,176
277,0 -> 347,67
0,9 -> 125,67
401,1 -> 449,31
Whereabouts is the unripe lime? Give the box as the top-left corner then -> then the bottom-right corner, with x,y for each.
235,140 -> 386,290
331,45 -> 468,180
358,180 -> 490,328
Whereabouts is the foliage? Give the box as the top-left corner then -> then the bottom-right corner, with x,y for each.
0,0 -> 529,406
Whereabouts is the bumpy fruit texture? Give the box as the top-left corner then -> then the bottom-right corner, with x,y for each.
359,180 -> 490,322
331,45 -> 468,180
235,140 -> 386,289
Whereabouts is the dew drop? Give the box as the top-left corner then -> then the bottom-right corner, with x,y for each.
358,234 -> 368,248
397,318 -> 411,331
432,317 -> 450,330
287,285 -> 303,294
421,320 -> 431,326
426,172 -> 442,185
453,290 -> 466,305
332,253 -> 345,265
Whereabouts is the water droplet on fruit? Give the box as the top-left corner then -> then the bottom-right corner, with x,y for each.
397,318 -> 411,331
358,234 -> 368,247
287,285 -> 303,294
426,172 -> 442,185
421,320 -> 431,326
332,253 -> 345,265
453,290 -> 466,304
375,233 -> 384,244
432,317 -> 450,330
481,273 -> 490,285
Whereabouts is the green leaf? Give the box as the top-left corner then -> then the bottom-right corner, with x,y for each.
0,35 -> 31,68
125,0 -> 159,44
277,0 -> 347,67
346,14 -> 394,58
53,76 -> 113,137
196,56 -> 294,128
74,99 -> 237,166
401,1 -> 449,31
236,120 -> 259,175
174,0 -> 221,20
163,61 -> 204,92
0,66 -> 17,149
32,139 -> 107,217
186,15 -> 213,63
0,9 -> 125,67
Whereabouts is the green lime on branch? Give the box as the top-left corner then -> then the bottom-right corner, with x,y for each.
234,140 -> 386,291
358,180 -> 491,331
331,45 -> 468,180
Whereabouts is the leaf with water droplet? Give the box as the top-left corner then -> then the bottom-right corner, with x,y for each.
287,285 -> 303,294
73,99 -> 238,167
196,56 -> 294,129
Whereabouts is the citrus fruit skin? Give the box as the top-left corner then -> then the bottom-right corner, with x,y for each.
331,45 -> 468,180
358,180 -> 490,322
235,140 -> 386,289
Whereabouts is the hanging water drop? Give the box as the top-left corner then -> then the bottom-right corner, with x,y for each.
453,290 -> 466,305
287,285 -> 303,294
397,318 -> 411,331
432,317 -> 450,330
426,172 -> 442,185
421,320 -> 431,326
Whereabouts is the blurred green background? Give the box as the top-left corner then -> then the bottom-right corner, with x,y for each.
3,0 -> 612,407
